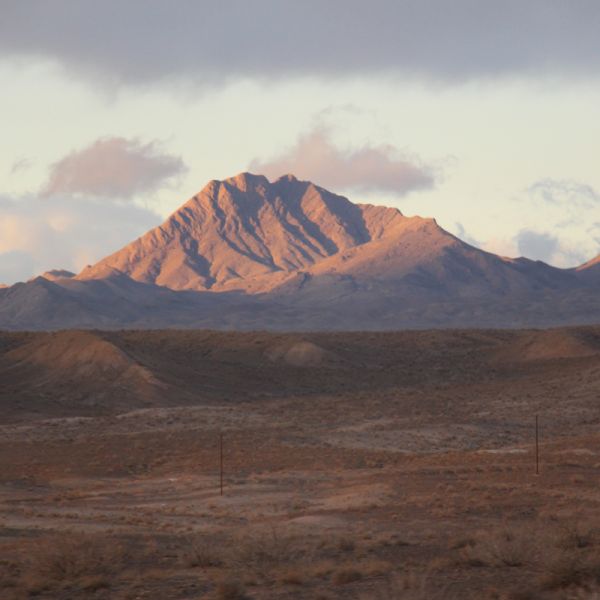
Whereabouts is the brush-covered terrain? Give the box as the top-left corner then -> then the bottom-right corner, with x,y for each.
3,327 -> 600,598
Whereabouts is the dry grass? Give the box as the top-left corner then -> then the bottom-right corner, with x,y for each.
0,558 -> 19,590
180,533 -> 224,568
358,573 -> 430,600
6,328 -> 600,599
215,577 -> 249,600
228,528 -> 304,577
19,533 -> 129,593
557,521 -> 597,550
332,567 -> 363,585
279,567 -> 304,585
453,521 -> 600,595
458,525 -> 537,568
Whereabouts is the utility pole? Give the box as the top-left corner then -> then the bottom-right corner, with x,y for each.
220,432 -> 224,496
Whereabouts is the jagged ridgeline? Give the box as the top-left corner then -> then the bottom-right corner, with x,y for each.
2,173 -> 600,330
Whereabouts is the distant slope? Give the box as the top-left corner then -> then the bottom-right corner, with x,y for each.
0,273 -> 272,331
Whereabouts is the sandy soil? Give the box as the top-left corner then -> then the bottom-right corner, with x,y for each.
2,327 -> 600,598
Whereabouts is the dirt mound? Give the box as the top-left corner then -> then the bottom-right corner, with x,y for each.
5,330 -> 161,385
497,329 -> 600,362
266,340 -> 338,367
8,331 -> 129,373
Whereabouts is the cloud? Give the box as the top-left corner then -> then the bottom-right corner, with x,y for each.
0,250 -> 35,285
515,230 -> 560,263
0,193 -> 161,284
528,179 -> 600,209
9,157 -> 33,175
249,127 -> 434,195
475,228 -> 589,267
42,137 -> 187,199
1,2 -> 599,88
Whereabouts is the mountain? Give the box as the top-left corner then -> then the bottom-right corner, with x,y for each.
78,173 -> 405,293
2,172 -> 600,331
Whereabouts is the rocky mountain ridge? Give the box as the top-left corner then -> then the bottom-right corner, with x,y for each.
2,173 -> 600,330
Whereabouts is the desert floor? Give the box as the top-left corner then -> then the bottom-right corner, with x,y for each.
2,327 -> 600,599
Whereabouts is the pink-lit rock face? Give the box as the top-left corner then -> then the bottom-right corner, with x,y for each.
77,172 -> 407,293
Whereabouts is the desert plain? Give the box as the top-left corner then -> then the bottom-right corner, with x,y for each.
2,327 -> 600,599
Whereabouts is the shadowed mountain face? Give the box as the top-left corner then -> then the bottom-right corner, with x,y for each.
2,172 -> 600,331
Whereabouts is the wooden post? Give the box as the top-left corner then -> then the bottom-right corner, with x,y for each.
220,432 -> 224,496
535,415 -> 539,475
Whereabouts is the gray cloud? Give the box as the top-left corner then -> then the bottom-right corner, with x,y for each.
515,230 -> 560,263
0,250 -> 36,285
1,1 -> 599,87
42,137 -> 186,199
249,127 -> 434,195
9,157 -> 33,175
513,229 -> 588,266
0,193 -> 161,284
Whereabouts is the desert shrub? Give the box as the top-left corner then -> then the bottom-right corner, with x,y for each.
279,567 -> 304,585
22,533 -> 127,591
358,573 -> 430,600
539,551 -> 588,590
568,583 -> 600,599
180,534 -> 224,568
333,567 -> 362,584
456,521 -> 600,593
228,528 -> 302,576
336,537 -> 356,553
0,558 -> 20,593
557,521 -> 596,550
215,577 -> 249,600
459,525 -> 538,568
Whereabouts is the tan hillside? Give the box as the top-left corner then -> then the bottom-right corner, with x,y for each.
496,328 -> 600,362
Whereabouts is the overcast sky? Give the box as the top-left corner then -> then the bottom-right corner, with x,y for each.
1,1 -> 600,283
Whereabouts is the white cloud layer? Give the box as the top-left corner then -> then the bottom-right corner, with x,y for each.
250,127 -> 434,195
42,137 -> 187,199
0,194 -> 161,284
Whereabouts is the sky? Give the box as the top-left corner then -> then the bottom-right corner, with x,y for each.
1,0 -> 600,284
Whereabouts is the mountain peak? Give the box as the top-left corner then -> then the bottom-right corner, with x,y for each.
223,171 -> 269,191
77,174 -> 407,292
274,173 -> 299,183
